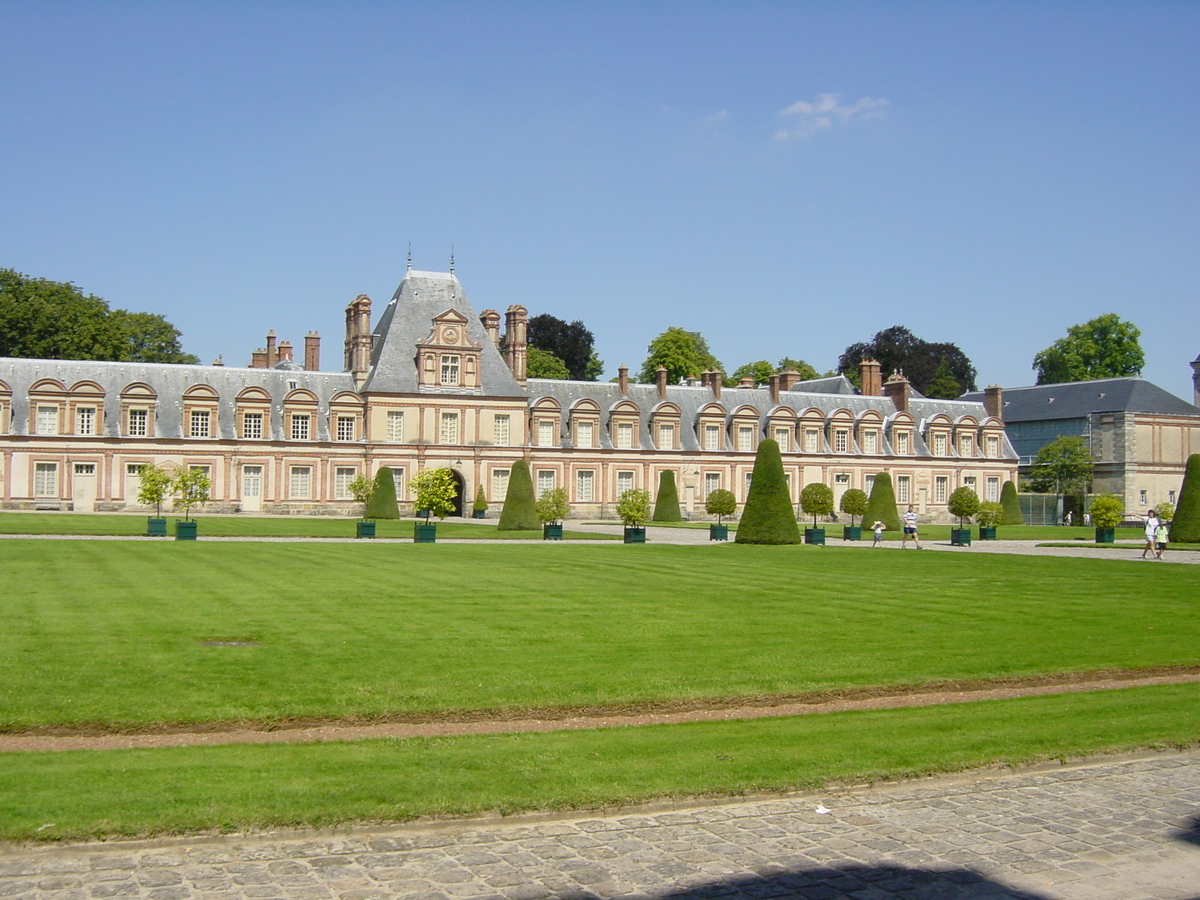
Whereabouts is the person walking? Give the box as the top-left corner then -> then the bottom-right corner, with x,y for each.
1155,519 -> 1169,559
871,520 -> 885,547
901,505 -> 921,549
1141,509 -> 1160,559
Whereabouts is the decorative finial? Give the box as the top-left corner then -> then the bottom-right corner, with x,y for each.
406,243 -> 412,271
449,245 -> 455,274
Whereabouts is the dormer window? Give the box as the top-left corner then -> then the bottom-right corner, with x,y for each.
416,311 -> 483,391
440,355 -> 460,386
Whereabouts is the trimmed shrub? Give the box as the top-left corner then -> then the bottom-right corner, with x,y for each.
976,501 -> 1003,527
839,488 -> 869,526
616,488 -> 652,527
999,480 -> 1024,525
535,487 -> 569,525
365,467 -> 399,519
947,486 -> 981,526
472,486 -> 488,514
704,488 -> 737,524
1170,453 -> 1200,543
652,470 -> 683,522
735,439 -> 800,544
410,467 -> 457,519
862,472 -> 903,532
498,459 -> 539,530
1089,494 -> 1124,529
799,482 -> 834,527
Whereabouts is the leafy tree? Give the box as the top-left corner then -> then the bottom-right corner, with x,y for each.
348,474 -> 376,519
704,488 -> 737,524
999,480 -> 1024,525
652,470 -> 683,522
1170,454 -> 1200,543
947,486 -> 981,527
498,460 -> 538,530
1033,313 -> 1144,385
837,325 -> 976,397
639,327 -> 723,384
839,488 -> 869,526
776,358 -> 820,380
1154,501 -> 1175,522
924,359 -> 962,400
976,501 -> 1004,528
410,467 -> 457,519
527,347 -> 570,379
727,360 -> 773,386
1028,436 -> 1093,494
172,466 -> 211,521
799,482 -> 834,528
862,472 -> 903,531
137,463 -> 173,517
735,439 -> 800,544
527,314 -> 602,381
616,488 -> 652,527
473,486 -> 489,515
0,269 -> 198,363
365,467 -> 399,519
1089,494 -> 1125,530
535,487 -> 569,525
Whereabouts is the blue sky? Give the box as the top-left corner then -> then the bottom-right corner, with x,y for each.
3,0 -> 1197,399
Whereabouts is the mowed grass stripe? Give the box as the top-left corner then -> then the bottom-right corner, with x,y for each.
2,684 -> 1197,842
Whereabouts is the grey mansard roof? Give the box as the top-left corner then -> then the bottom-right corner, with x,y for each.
961,377 -> 1200,423
361,270 -> 527,397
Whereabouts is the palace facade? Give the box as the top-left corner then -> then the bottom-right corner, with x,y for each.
0,269 -> 1019,519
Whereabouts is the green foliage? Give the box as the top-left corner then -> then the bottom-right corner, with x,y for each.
1153,502 -> 1174,521
838,488 -> 869,526
365,467 -> 400,519
498,460 -> 539,530
639,327 -> 723,384
704,489 -> 737,524
172,467 -> 211,521
615,488 -> 652,527
735,439 -> 800,544
651,470 -> 683,522
527,314 -> 601,381
534,487 -> 569,524
136,463 -> 173,517
999,480 -> 1024,525
0,269 -> 198,363
924,359 -> 963,399
473,486 -> 489,513
526,347 -> 571,379
1033,313 -> 1144,384
799,481 -> 834,527
947,487 -> 981,526
837,325 -> 977,396
727,360 -> 773,386
1170,454 -> 1200,543
1088,494 -> 1125,529
776,357 -> 819,380
1029,436 -> 1094,494
975,501 -> 1004,528
347,475 -> 376,519
862,473 -> 903,531
410,467 -> 458,520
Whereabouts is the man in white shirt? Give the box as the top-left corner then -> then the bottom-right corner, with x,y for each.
1142,509 -> 1160,559
902,505 -> 921,549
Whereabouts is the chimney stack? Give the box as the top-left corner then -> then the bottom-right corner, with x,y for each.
618,365 -> 629,397
277,340 -> 293,363
344,294 -> 373,386
859,358 -> 883,396
250,349 -> 268,368
502,305 -> 529,385
738,376 -> 756,389
304,332 -> 320,371
480,310 -> 502,348
769,374 -> 780,403
656,366 -> 668,400
710,372 -> 722,400
883,371 -> 910,412
1191,353 -> 1200,408
265,331 -> 278,368
779,369 -> 801,391
984,385 -> 1003,421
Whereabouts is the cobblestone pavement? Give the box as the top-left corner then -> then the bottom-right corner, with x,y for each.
4,751 -> 1199,900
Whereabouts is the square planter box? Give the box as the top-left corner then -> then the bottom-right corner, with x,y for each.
1095,527 -> 1115,544
804,527 -> 826,545
843,525 -> 862,541
543,523 -> 563,541
413,523 -> 437,543
175,520 -> 198,541
472,510 -> 487,519
978,526 -> 997,540
356,520 -> 376,539
623,526 -> 646,544
950,527 -> 972,546
709,524 -> 729,542
147,517 -> 167,537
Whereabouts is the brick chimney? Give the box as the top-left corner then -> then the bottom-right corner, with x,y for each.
250,349 -> 268,368
778,369 -> 801,391
984,385 -> 1003,421
277,340 -> 293,363
304,332 -> 320,371
265,330 -> 278,368
883,371 -> 910,412
769,374 -> 780,403
618,365 -> 629,397
344,294 -> 373,386
738,376 -> 756,389
656,366 -> 668,400
859,358 -> 883,396
710,372 -> 721,400
502,305 -> 528,385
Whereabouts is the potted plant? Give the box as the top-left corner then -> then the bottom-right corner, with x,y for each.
975,500 -> 1003,540
472,486 -> 489,519
839,488 -> 868,540
705,488 -> 736,541
616,488 -> 651,543
409,467 -> 457,542
947,486 -> 980,546
535,487 -> 569,540
348,474 -> 377,539
172,466 -> 211,540
137,463 -> 172,536
800,482 -> 834,545
1089,494 -> 1124,543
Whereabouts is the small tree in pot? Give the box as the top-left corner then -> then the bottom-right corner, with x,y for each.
975,500 -> 1003,539
616,488 -> 652,543
409,467 -> 457,542
348,474 -> 377,538
800,482 -> 834,545
839,488 -> 869,540
704,488 -> 736,541
1089,494 -> 1124,544
947,486 -> 980,546
137,463 -> 172,536
472,486 -> 489,519
172,466 -> 211,540
535,487 -> 569,540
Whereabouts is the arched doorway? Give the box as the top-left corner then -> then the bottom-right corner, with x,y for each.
448,469 -> 465,517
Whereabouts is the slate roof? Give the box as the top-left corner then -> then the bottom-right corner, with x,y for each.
961,377 -> 1200,423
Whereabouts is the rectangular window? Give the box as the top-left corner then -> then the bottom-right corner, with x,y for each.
493,414 -> 510,446
745,471 -> 754,498
658,423 -> 674,449
1139,489 -> 1148,506
37,406 -> 59,435
933,433 -> 947,456
704,424 -> 722,450
127,409 -> 148,437
616,422 -> 633,449
242,465 -> 263,499
935,475 -> 948,503
289,466 -> 312,499
391,467 -> 406,500
896,475 -> 911,504
336,416 -> 355,442
34,462 -> 58,497
863,431 -> 877,454
835,473 -> 850,488
440,354 -> 460,386
1169,490 -> 1176,503
242,412 -> 263,440
737,426 -> 753,452
538,420 -> 554,447
834,429 -> 849,453
959,435 -> 973,456
895,432 -> 910,455
576,420 -> 594,448
616,470 -> 634,497
291,414 -> 311,441
963,476 -> 977,494
774,427 -> 790,452
576,470 -> 594,502
865,474 -> 875,494
190,409 -> 211,438
536,470 -> 555,498
804,428 -> 819,453
75,407 -> 96,435
986,435 -> 999,458
490,468 -> 509,501
386,410 -> 405,442
440,412 -> 459,445
704,472 -> 721,498
986,477 -> 999,502
334,466 -> 356,500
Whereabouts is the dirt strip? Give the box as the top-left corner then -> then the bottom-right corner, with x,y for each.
5,671 -> 1199,753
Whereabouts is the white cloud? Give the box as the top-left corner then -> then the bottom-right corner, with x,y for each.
703,109 -> 729,125
776,93 -> 888,140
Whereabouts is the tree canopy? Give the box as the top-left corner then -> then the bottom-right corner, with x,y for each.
1032,313 -> 1144,385
639,327 -> 723,384
0,269 -> 198,364
1028,435 -> 1093,494
526,347 -> 571,380
527,314 -> 603,381
726,357 -> 819,387
836,325 -> 976,397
